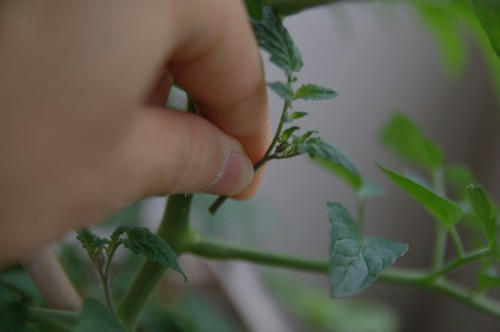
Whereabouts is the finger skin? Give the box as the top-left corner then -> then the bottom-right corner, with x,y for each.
166,0 -> 271,198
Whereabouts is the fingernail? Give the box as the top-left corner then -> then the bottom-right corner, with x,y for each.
206,151 -> 254,195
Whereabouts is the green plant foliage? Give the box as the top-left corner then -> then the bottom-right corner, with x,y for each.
467,184 -> 497,246
76,229 -> 108,264
267,276 -> 399,332
279,126 -> 300,142
378,164 -> 463,228
75,299 -> 123,332
416,3 -> 467,75
285,111 -> 308,123
381,112 -> 443,171
472,0 -> 500,57
0,286 -> 26,332
245,0 -> 263,19
445,164 -> 476,198
294,83 -> 337,100
478,267 -> 500,290
327,202 -> 408,297
268,81 -> 294,101
121,227 -> 186,281
251,7 -> 303,75
300,138 -> 362,190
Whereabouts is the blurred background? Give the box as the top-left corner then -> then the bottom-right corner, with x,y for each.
3,1 -> 498,331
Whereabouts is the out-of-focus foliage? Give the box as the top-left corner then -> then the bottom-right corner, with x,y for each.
267,276 -> 399,332
411,0 -> 500,98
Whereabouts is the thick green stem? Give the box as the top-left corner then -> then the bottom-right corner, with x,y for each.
183,235 -> 500,319
116,194 -> 193,331
186,237 -> 326,272
267,0 -> 341,16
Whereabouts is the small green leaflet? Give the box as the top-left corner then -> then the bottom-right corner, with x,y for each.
280,126 -> 300,142
121,227 -> 187,281
268,81 -> 293,101
76,229 -> 108,261
285,111 -> 308,123
472,0 -> 500,57
327,202 -> 408,297
294,84 -> 337,100
378,164 -> 464,228
381,112 -> 443,171
75,299 -> 124,332
245,0 -> 263,20
251,7 -> 303,75
467,184 -> 497,246
300,138 -> 362,190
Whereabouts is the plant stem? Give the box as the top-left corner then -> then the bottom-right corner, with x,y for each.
425,247 -> 490,281
97,265 -> 114,314
116,194 -> 193,332
431,226 -> 447,270
267,0 -> 341,16
208,155 -> 272,215
186,237 -> 327,272
209,87 -> 292,215
183,235 -> 500,319
449,226 -> 465,258
431,168 -> 447,270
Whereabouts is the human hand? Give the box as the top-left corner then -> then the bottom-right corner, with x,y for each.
0,0 -> 270,261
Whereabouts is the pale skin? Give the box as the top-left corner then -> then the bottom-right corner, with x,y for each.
0,0 -> 271,262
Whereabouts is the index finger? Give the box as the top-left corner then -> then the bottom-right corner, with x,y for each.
165,0 -> 271,197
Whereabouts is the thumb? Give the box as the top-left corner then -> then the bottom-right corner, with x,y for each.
125,107 -> 254,197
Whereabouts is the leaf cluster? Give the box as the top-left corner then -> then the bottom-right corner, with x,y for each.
77,226 -> 185,281
379,112 -> 500,292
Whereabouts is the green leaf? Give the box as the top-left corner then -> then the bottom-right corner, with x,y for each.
122,227 -> 186,281
467,184 -> 497,245
251,7 -> 303,75
327,202 -> 408,297
478,267 -> 500,290
445,164 -> 476,198
294,84 -> 337,100
268,82 -> 293,101
285,111 -> 308,123
0,285 -> 26,332
300,138 -> 362,190
245,0 -> 263,20
75,299 -> 123,332
292,130 -> 318,145
381,112 -> 443,171
280,126 -> 300,142
472,0 -> 500,57
76,229 -> 108,260
378,164 -> 464,228
416,4 -> 467,75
